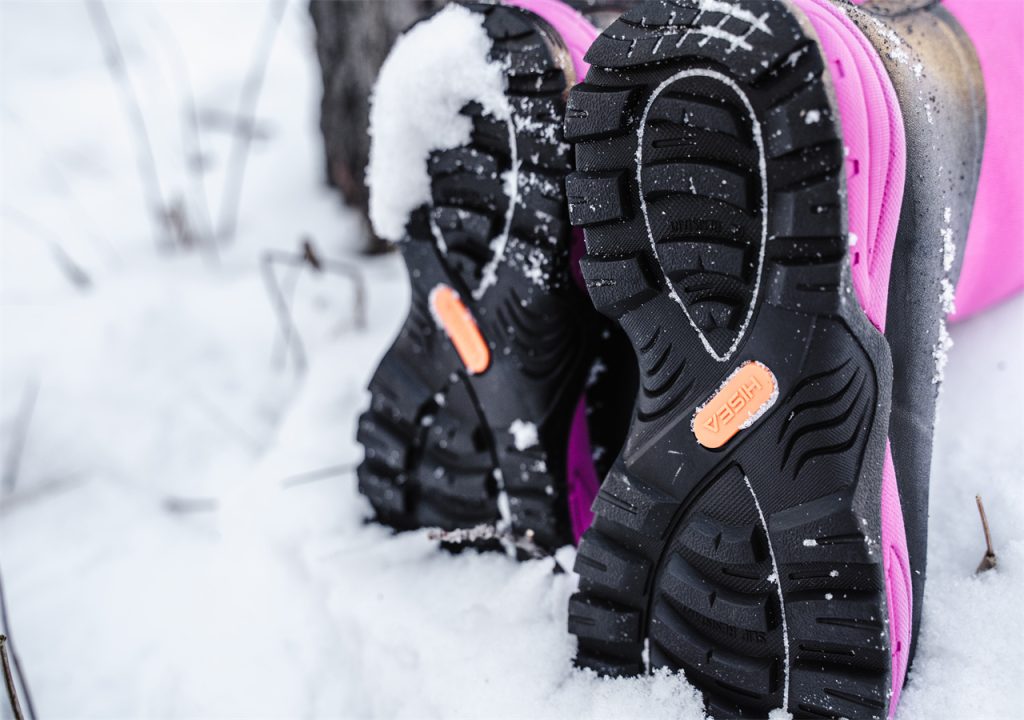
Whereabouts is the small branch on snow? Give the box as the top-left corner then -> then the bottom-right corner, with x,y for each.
428,524 -> 551,561
2,381 -> 39,498
262,237 -> 369,373
0,474 -> 87,515
86,0 -> 172,249
301,239 -> 368,331
162,496 -> 219,515
0,207 -> 93,291
975,495 -> 997,574
0,563 -> 35,720
216,0 -> 287,245
152,10 -> 218,261
262,249 -> 308,373
1,635 -> 23,720
281,462 -> 358,489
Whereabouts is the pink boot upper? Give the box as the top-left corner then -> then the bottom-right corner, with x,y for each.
792,0 -> 912,713
943,0 -> 1024,321
797,0 -> 906,334
504,0 -> 597,82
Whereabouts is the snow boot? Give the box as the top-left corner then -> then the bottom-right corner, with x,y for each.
563,0 -> 985,716
356,0 -> 622,552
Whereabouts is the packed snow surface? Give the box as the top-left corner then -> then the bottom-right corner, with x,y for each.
366,4 -> 510,242
1,3 -> 1022,719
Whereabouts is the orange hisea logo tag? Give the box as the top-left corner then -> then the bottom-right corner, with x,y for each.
693,361 -> 777,449
429,284 -> 491,375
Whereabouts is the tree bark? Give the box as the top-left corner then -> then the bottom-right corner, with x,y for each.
308,0 -> 627,253
309,0 -> 445,253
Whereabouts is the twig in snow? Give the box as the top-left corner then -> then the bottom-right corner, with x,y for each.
162,496 -> 219,515
1,636 -> 23,720
217,0 -> 287,244
262,249 -> 308,372
428,524 -> 551,561
198,109 -> 272,141
86,0 -> 171,249
0,638 -> 19,720
0,208 -> 92,291
0,474 -> 87,515
975,495 -> 997,574
300,238 -> 367,331
188,390 -> 262,452
0,564 -> 35,720
2,382 -> 38,498
152,10 -> 218,262
281,462 -> 358,488
262,237 -> 369,373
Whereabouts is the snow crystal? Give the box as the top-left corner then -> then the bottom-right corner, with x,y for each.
586,358 -> 607,388
933,322 -> 954,384
872,17 -> 910,65
804,109 -> 821,125
941,278 -> 957,315
935,207 -> 958,380
941,229 -> 956,274
522,247 -> 549,288
509,419 -> 539,451
367,5 -> 510,241
784,47 -> 806,68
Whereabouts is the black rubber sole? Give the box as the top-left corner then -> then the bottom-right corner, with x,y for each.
357,3 -> 600,551
565,2 -> 895,717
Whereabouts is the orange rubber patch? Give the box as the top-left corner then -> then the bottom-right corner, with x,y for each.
429,284 -> 491,375
693,361 -> 777,449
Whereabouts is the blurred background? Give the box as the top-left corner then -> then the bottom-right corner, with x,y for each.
0,2 -> 1021,719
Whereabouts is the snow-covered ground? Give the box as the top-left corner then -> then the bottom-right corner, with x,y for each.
0,2 -> 1021,719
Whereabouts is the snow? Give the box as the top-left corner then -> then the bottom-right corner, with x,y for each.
509,419 -> 539,452
366,4 -> 510,242
935,208 -> 959,381
1,2 -> 1022,719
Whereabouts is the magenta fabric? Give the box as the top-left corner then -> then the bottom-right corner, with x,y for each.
565,394 -> 600,542
503,0 -> 595,81
943,0 -> 1024,320
794,0 -> 911,712
794,0 -> 906,333
504,0 -> 599,544
881,442 -> 913,716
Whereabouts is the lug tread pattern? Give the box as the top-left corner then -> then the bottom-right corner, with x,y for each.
358,4 -> 594,549
567,2 -> 894,716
